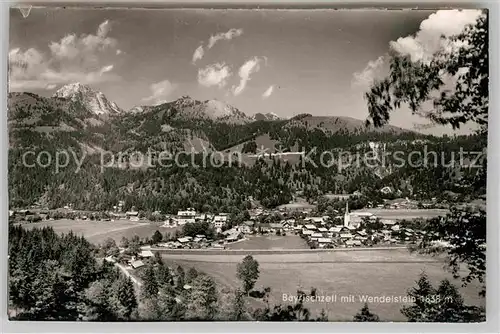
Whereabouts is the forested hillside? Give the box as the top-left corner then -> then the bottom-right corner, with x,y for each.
7,86 -> 486,212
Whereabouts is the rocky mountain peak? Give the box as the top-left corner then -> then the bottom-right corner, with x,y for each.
53,82 -> 122,115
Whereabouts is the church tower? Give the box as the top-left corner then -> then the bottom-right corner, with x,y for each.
344,201 -> 350,227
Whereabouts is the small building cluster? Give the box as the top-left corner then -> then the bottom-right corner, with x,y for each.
156,234 -> 230,250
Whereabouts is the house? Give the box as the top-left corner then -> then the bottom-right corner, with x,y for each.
212,215 -> 228,229
391,224 -> 401,231
104,256 -> 116,263
176,217 -> 195,225
382,219 -> 397,226
302,229 -> 314,236
356,230 -> 368,237
318,227 -> 328,233
177,208 -> 196,218
270,222 -> 284,230
308,217 -> 324,224
130,260 -> 145,269
177,237 -> 191,244
239,221 -> 254,234
345,240 -> 356,247
171,241 -> 183,248
317,238 -> 333,247
238,224 -> 253,234
139,250 -> 154,258
330,227 -> 342,234
294,225 -> 303,231
304,224 -> 317,230
195,214 -> 206,221
183,284 -> 192,290
126,210 -> 139,217
380,229 -> 392,236
311,232 -> 324,241
243,220 -> 255,227
352,240 -> 363,246
281,221 -> 292,230
226,232 -> 242,242
339,233 -> 353,240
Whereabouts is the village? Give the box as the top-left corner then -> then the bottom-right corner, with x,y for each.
157,202 -> 426,250
9,195 -> 441,254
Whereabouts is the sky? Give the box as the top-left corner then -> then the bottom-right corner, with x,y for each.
9,7 -> 483,135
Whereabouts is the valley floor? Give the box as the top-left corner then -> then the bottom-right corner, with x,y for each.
160,248 -> 485,321
16,219 -> 181,244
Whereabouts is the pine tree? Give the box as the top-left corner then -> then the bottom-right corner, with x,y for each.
401,273 -> 437,322
401,277 -> 485,322
155,262 -> 173,286
114,277 -> 137,320
142,265 -> 159,299
353,303 -> 380,322
433,279 -> 466,322
185,274 -> 218,320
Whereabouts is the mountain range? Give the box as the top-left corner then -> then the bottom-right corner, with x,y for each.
8,82 -> 416,153
7,83 -> 485,211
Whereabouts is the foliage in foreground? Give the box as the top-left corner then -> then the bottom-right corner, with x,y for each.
9,225 -> 485,322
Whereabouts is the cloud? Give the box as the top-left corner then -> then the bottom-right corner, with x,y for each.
352,56 -> 385,87
8,20 -> 119,91
99,65 -> 114,75
191,28 -> 243,64
390,9 -> 482,63
352,9 -> 482,87
142,79 -> 177,105
207,28 -> 243,49
262,85 -> 274,99
192,45 -> 204,64
197,63 -> 232,88
232,57 -> 262,96
97,20 -> 111,37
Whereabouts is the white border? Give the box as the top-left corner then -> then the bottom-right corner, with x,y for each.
1,1 -> 498,333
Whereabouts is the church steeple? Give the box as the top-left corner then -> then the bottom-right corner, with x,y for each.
344,200 -> 350,227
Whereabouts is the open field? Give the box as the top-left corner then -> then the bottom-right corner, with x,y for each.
353,208 -> 449,220
18,219 -> 180,244
277,197 -> 316,211
161,249 -> 484,321
226,235 -> 308,250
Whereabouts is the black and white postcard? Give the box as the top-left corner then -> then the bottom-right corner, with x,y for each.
7,5 -> 488,323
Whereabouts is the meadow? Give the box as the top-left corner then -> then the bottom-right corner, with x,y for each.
161,249 -> 485,321
18,219 -> 179,244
